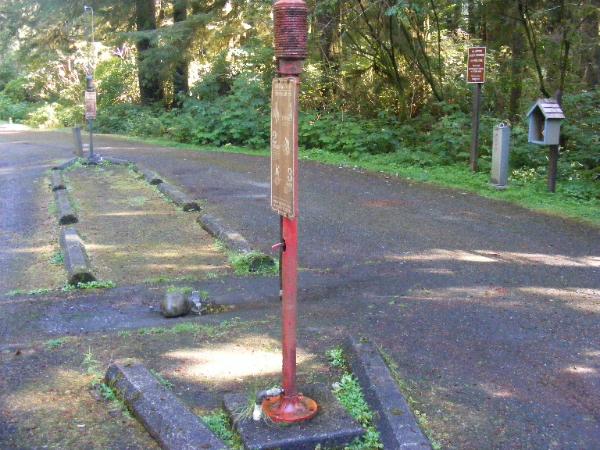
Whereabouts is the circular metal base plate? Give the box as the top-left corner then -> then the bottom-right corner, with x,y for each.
262,394 -> 318,423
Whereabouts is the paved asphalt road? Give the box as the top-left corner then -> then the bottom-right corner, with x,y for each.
1,127 -> 599,448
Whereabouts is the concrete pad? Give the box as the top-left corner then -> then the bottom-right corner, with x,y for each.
60,227 -> 95,285
106,360 -> 227,450
50,171 -> 65,191
157,182 -> 200,212
197,213 -> 253,254
54,189 -> 78,225
344,337 -> 431,449
223,384 -> 364,450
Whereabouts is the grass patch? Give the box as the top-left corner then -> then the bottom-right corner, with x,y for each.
135,317 -> 245,337
143,275 -> 199,285
215,241 -> 277,276
62,280 -> 116,292
5,287 -> 52,297
46,337 -> 70,350
327,347 -> 383,449
49,251 -> 64,265
166,285 -> 193,295
201,410 -> 244,449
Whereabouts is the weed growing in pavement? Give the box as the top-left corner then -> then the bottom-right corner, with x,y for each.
149,369 -> 174,390
81,347 -> 132,418
327,348 -> 383,449
201,410 -> 243,449
62,280 -> 116,292
46,337 -> 70,350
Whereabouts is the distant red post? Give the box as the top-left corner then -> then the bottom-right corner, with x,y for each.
262,0 -> 318,424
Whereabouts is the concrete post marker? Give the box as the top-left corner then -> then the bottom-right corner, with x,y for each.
54,189 -> 78,225
138,167 -> 164,185
197,214 -> 253,254
344,336 -> 431,449
106,360 -> 227,450
157,182 -> 200,212
51,171 -> 66,191
60,227 -> 95,285
101,156 -> 131,166
52,157 -> 79,171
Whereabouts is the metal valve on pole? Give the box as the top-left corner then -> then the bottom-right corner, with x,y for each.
84,5 -> 100,165
262,0 -> 318,424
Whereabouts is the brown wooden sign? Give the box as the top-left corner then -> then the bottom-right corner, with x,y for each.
467,47 -> 486,83
85,91 -> 97,120
271,78 -> 298,218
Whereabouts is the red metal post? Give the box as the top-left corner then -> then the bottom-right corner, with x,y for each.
262,0 -> 318,424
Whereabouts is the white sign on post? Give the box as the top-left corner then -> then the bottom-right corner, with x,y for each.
85,91 -> 97,120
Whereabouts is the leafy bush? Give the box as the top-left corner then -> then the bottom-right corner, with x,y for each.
0,93 -> 32,122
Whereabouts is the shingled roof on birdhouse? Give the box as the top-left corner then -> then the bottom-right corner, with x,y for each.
527,99 -> 565,145
527,99 -> 565,120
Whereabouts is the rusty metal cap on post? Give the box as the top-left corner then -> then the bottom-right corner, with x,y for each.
273,0 -> 308,60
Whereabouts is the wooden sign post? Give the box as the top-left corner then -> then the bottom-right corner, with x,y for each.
467,47 -> 486,172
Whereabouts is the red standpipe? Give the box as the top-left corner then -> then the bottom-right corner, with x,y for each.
262,0 -> 318,424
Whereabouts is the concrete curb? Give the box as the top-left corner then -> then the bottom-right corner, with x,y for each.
60,227 -> 95,285
54,189 -> 78,225
157,182 -> 200,212
197,213 -> 253,254
106,360 -> 227,450
138,168 -> 163,185
52,157 -> 79,171
344,337 -> 431,449
102,156 -> 132,166
51,171 -> 66,191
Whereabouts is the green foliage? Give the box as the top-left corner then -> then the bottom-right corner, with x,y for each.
49,251 -> 64,265
327,349 -> 384,450
46,337 -> 69,350
0,93 -> 33,122
201,411 -> 243,449
62,280 -> 116,291
149,369 -> 174,389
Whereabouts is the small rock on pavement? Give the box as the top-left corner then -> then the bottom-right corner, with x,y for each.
161,291 -> 192,318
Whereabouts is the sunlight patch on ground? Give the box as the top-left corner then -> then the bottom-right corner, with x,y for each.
164,338 -> 312,383
8,244 -> 55,254
388,249 -> 599,267
564,366 -> 597,375
518,287 -> 600,312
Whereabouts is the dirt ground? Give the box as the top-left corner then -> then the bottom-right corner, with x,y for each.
65,164 -> 229,285
0,309 -> 335,450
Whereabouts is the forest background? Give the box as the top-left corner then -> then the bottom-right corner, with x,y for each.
0,0 -> 598,220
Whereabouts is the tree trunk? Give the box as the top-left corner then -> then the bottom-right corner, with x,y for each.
581,0 -> 600,88
315,0 -> 340,100
173,0 -> 189,103
509,27 -> 524,120
135,0 -> 162,104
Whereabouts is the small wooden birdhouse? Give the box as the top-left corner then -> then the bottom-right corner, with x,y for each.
526,99 -> 565,145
